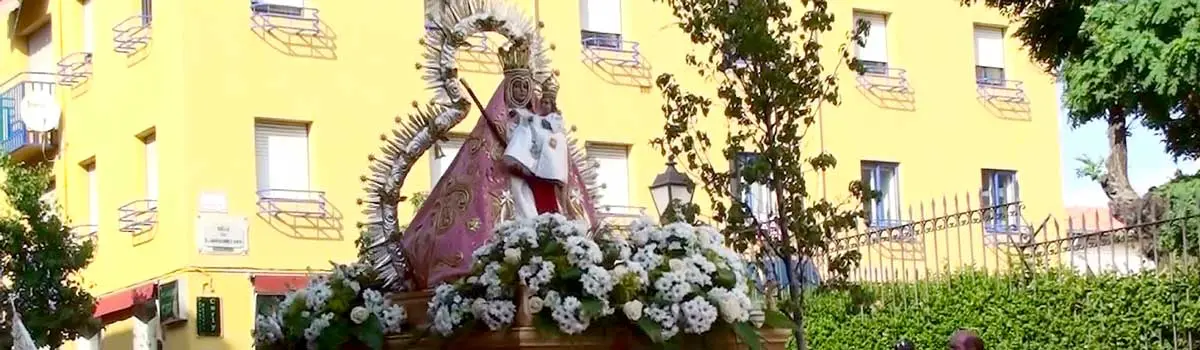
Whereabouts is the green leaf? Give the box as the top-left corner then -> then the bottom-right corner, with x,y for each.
560,267 -> 583,280
580,299 -> 604,318
317,320 -> 351,350
732,321 -> 763,350
764,309 -> 797,331
354,315 -> 385,350
532,314 -> 559,336
637,317 -> 665,344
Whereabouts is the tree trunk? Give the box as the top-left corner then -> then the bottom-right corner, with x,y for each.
1100,112 -> 1150,225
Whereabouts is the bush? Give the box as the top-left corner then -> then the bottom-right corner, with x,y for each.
804,269 -> 1200,349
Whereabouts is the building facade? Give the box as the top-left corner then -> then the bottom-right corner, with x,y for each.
0,0 -> 1060,348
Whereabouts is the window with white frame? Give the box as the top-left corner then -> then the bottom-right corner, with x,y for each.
28,24 -> 54,78
143,134 -> 158,201
588,144 -> 632,214
579,0 -> 622,49
255,294 -> 287,317
255,121 -> 311,200
853,12 -> 888,75
82,0 -> 94,52
75,330 -> 101,350
733,153 -> 777,223
861,161 -> 900,227
429,137 -> 465,186
973,26 -> 1005,85
251,0 -> 303,16
86,162 -> 98,227
981,169 -> 1020,232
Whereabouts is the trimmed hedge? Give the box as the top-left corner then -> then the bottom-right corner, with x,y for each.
803,269 -> 1200,349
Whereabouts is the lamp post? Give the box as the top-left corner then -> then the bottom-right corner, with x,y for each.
649,160 -> 696,218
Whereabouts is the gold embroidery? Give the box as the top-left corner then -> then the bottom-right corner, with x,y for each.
467,218 -> 481,232
433,182 -> 472,233
436,252 -> 465,268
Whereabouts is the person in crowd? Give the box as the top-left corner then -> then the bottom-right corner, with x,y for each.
949,329 -> 985,350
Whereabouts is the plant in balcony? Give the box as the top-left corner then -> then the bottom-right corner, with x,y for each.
253,262 -> 408,350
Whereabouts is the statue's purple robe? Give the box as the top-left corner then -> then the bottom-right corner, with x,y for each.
399,79 -> 599,289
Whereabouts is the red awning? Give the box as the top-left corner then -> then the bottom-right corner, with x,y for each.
94,283 -> 157,319
252,274 -> 310,295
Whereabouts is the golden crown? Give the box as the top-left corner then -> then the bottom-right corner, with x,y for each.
499,40 -> 532,76
540,75 -> 559,98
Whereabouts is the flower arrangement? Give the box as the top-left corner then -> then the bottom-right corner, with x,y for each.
254,262 -> 408,350
428,213 -> 621,336
426,213 -> 792,347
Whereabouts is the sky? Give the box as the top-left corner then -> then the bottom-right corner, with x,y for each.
1058,82 -> 1198,208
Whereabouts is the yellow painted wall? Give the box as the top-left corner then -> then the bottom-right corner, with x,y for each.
0,0 -> 1060,349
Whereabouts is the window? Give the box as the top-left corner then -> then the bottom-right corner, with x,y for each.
579,0 -> 622,48
973,26 -> 1005,85
429,137 -> 464,186
141,0 -> 152,25
86,162 -> 98,227
861,161 -> 900,227
82,0 -> 94,52
732,153 -> 776,222
143,134 -> 158,200
75,331 -> 101,350
854,12 -> 888,75
588,144 -> 631,213
28,24 -> 54,77
981,170 -> 1020,232
255,122 -> 311,199
255,294 -> 286,317
251,0 -> 304,16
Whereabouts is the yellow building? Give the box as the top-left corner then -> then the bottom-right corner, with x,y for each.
0,0 -> 1059,348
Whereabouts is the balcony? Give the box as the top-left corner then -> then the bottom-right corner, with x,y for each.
118,199 -> 158,233
856,65 -> 912,94
56,52 -> 93,86
0,72 -> 58,162
598,205 -> 648,232
70,225 -> 99,246
113,15 -> 152,54
581,31 -> 642,67
257,189 -> 329,218
250,3 -> 321,36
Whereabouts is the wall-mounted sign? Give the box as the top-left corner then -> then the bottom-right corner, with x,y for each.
196,213 -> 248,255
157,279 -> 188,325
195,297 -> 221,337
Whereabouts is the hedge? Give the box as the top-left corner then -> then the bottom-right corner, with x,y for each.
803,269 -> 1200,349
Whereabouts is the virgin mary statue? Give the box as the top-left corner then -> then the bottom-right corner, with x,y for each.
397,40 -> 599,289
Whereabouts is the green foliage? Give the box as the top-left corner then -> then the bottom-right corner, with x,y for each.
804,269 -> 1200,349
1152,174 -> 1200,258
1060,0 -> 1200,159
960,0 -> 1095,71
0,156 -> 100,348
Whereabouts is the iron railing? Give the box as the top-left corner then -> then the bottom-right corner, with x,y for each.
856,67 -> 912,94
113,15 -> 152,54
250,3 -> 322,35
56,52 -> 93,86
581,35 -> 642,67
257,189 -> 329,218
0,72 -> 57,156
70,224 -> 99,245
118,199 -> 158,233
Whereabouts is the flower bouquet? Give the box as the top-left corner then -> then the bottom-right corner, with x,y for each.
254,262 -> 408,350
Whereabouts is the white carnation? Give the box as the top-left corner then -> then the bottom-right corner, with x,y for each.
350,306 -> 370,324
504,248 -> 522,264
680,297 -> 718,334
622,300 -> 643,321
528,296 -> 545,313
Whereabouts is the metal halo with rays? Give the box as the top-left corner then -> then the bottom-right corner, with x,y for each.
358,0 -> 604,291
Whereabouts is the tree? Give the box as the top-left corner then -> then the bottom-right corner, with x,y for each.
649,0 -> 867,348
0,157 -> 100,348
967,0 -> 1200,231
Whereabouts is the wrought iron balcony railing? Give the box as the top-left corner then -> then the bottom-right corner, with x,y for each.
70,224 -> 99,245
251,3 -> 321,36
865,218 -> 917,242
977,78 -> 1027,104
581,33 -> 642,67
598,205 -> 649,233
118,199 -> 158,233
56,52 -> 93,86
856,66 -> 912,94
0,72 -> 58,160
113,15 -> 152,54
257,189 -> 329,218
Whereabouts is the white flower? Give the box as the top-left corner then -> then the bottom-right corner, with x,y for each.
566,236 -> 603,267
550,296 -> 589,334
305,282 -> 333,311
472,299 -> 517,331
622,301 -> 644,321
646,304 -> 680,339
504,248 -> 522,264
708,288 -> 751,323
254,314 -> 284,346
381,304 -> 408,331
528,296 -> 545,313
581,265 -> 614,298
653,271 -> 691,303
346,280 -> 362,294
680,297 -> 718,334
303,312 -> 335,341
350,306 -> 371,324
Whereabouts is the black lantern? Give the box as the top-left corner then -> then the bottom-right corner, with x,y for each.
649,160 -> 696,216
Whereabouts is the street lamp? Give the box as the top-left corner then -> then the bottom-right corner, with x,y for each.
649,160 -> 696,216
